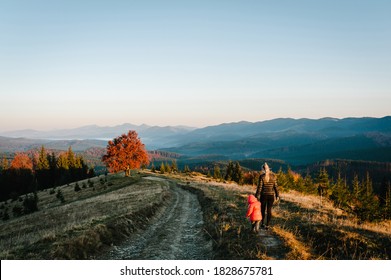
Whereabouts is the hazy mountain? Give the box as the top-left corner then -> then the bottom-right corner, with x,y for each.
170,117 -> 391,145
0,136 -> 107,153
1,117 -> 390,165
0,123 -> 196,150
163,117 -> 391,164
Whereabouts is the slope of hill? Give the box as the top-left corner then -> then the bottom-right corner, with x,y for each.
1,171 -> 389,260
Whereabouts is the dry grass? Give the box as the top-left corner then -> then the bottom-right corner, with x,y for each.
1,170 -> 390,260
273,190 -> 391,259
0,173 -> 170,259
272,225 -> 312,260
156,171 -> 391,260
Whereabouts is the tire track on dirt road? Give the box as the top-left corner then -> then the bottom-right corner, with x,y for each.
102,177 -> 213,260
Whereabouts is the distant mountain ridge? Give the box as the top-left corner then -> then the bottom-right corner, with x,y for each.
1,117 -> 390,165
0,123 -> 196,150
162,116 -> 391,164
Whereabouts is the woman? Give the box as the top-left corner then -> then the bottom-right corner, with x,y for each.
255,162 -> 279,229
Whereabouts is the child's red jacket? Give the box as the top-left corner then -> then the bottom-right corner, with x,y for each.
246,194 -> 262,222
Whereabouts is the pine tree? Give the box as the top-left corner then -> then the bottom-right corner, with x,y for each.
276,167 -> 289,191
57,154 -> 69,170
183,165 -> 191,174
171,160 -> 178,173
36,146 -> 49,170
160,162 -> 166,174
36,146 -> 51,189
225,161 -> 234,181
67,146 -> 76,169
1,157 -> 9,171
330,172 -> 350,209
213,165 -> 222,180
316,167 -> 330,205
385,182 -> 391,219
317,168 -> 330,188
165,162 -> 171,173
352,174 -> 361,198
232,161 -> 243,184
364,172 -> 373,196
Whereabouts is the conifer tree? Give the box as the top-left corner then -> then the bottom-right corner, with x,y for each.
160,162 -> 166,174
171,160 -> 178,173
352,174 -> 361,199
36,146 -> 51,189
67,146 -> 76,169
385,182 -> 391,219
330,172 -> 350,209
36,146 -> 50,170
165,162 -> 171,173
183,165 -> 191,174
232,161 -> 243,184
225,161 -> 234,181
1,157 -> 9,171
316,167 -> 329,197
213,165 -> 222,180
57,154 -> 69,170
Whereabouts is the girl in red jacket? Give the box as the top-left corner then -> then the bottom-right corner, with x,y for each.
246,194 -> 262,233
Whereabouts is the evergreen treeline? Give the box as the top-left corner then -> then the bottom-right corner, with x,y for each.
161,160 -> 390,222
277,167 -> 391,221
0,146 -> 94,202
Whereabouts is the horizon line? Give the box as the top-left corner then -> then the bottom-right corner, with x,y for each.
1,115 -> 390,134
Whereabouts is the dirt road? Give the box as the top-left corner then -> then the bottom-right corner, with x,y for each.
102,177 -> 213,260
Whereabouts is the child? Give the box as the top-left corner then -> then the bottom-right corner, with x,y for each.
246,194 -> 262,233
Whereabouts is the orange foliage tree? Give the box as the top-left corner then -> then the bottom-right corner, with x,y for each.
10,153 -> 33,170
102,130 -> 149,176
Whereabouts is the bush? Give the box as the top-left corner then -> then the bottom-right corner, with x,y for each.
74,183 -> 81,192
12,205 -> 23,217
23,193 -> 39,214
56,189 -> 65,203
2,209 -> 9,221
49,188 -> 56,195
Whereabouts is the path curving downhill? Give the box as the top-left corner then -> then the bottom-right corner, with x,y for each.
102,177 -> 213,260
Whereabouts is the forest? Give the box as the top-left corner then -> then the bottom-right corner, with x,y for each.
152,159 -> 391,222
0,146 -> 94,202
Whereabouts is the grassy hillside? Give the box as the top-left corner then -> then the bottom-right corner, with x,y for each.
0,171 -> 390,259
0,173 -> 170,259
172,173 -> 391,259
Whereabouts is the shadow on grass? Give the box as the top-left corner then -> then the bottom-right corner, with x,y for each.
274,199 -> 391,259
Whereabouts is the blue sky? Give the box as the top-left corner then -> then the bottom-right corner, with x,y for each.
0,0 -> 390,131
